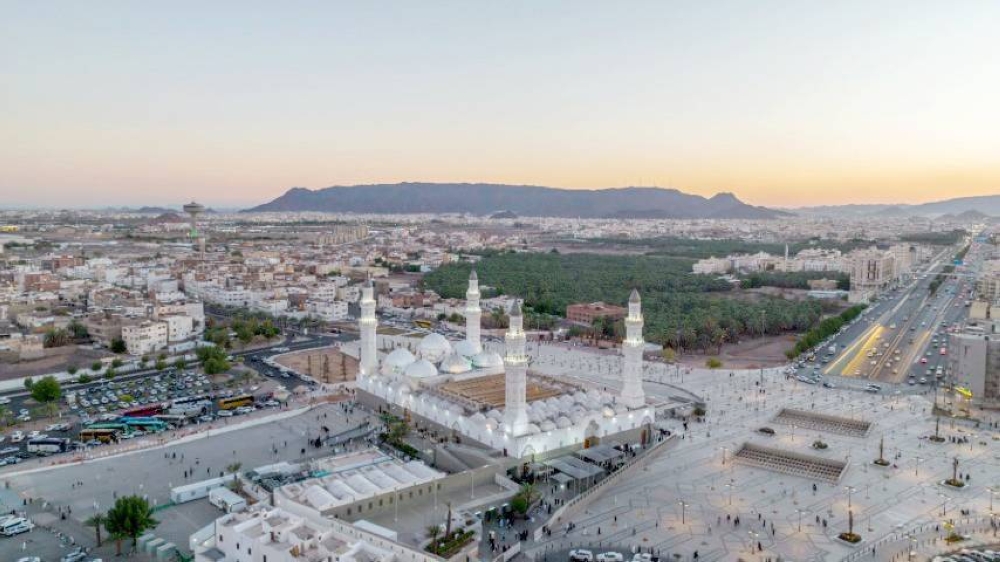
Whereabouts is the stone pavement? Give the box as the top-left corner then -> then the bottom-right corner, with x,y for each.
515,343 -> 1000,562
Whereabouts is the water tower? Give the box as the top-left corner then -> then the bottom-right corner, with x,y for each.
183,201 -> 206,253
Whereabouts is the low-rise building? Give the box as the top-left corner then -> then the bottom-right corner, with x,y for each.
566,301 -> 626,326
121,320 -> 168,356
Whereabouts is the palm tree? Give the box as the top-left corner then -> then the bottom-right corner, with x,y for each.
426,524 -> 442,547
226,462 -> 244,493
85,512 -> 106,547
105,495 -> 159,556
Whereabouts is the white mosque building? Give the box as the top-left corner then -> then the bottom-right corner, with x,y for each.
355,272 -> 656,460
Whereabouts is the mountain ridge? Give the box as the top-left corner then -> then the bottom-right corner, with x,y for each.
244,182 -> 787,219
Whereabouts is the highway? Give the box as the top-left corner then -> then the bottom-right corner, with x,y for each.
797,240 -> 980,388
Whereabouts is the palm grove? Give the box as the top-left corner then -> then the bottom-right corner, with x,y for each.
423,253 -> 841,353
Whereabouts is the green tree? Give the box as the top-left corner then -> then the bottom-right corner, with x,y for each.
705,357 -> 723,369
68,319 -> 89,340
111,358 -> 123,369
43,328 -> 72,348
110,338 -> 127,354
104,495 -> 159,556
67,365 -> 78,375
155,359 -> 167,371
660,347 -> 677,363
91,361 -> 103,372
173,358 -> 187,370
31,376 -> 61,417
23,377 -> 34,391
85,512 -> 106,547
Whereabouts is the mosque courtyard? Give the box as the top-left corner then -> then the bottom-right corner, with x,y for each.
517,341 -> 1000,562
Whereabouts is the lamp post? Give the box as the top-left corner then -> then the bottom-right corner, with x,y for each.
844,485 -> 856,509
940,493 -> 950,517
797,509 -> 805,532
679,500 -> 688,525
915,456 -> 924,477
726,482 -> 734,506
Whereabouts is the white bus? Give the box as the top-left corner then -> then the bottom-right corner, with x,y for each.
0,516 -> 34,536
26,437 -> 70,455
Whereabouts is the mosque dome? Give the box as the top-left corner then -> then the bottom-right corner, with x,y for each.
381,348 -> 416,376
440,353 -> 472,374
453,340 -> 480,358
418,333 -> 452,363
555,416 -> 572,429
403,358 -> 439,380
540,420 -> 556,432
471,350 -> 503,369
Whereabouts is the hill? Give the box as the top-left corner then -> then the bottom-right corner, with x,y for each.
794,194 -> 1000,218
244,183 -> 786,219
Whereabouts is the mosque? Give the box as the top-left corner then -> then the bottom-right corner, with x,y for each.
355,271 -> 656,460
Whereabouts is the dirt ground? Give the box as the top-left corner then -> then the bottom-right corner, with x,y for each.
676,334 -> 796,369
275,346 -> 358,384
0,345 -> 112,381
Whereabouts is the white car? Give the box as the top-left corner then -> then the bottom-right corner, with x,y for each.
632,555 -> 654,562
596,553 -> 624,562
10,431 -> 24,443
569,550 -> 594,562
217,410 -> 234,417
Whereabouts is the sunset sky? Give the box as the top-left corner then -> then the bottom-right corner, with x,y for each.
2,1 -> 998,209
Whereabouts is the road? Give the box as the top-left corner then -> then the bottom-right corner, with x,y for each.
807,240 -> 981,389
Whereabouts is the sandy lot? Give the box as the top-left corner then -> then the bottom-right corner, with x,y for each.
275,346 -> 358,384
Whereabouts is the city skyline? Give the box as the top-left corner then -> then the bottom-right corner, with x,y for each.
2,1 -> 999,208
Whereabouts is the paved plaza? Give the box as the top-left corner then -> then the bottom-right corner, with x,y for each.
521,342 -> 1000,562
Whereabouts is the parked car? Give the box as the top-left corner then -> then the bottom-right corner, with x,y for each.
597,553 -> 624,562
569,550 -> 594,562
757,427 -> 776,436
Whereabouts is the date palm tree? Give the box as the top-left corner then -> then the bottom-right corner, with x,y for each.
85,512 -> 106,547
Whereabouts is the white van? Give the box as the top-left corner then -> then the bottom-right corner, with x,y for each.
0,516 -> 34,536
10,431 -> 24,443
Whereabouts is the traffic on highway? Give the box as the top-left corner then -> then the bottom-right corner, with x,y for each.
793,239 -> 981,392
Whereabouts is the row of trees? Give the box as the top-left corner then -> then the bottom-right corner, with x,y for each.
900,229 -> 967,245
740,271 -> 850,291
786,304 -> 867,359
423,253 -> 831,352
584,236 -> 875,260
196,345 -> 231,375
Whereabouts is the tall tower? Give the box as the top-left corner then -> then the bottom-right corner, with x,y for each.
503,300 -> 529,436
620,289 -> 646,409
465,270 -> 482,354
359,279 -> 378,378
183,201 -> 206,254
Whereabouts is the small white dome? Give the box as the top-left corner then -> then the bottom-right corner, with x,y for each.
381,348 -> 416,375
418,333 -> 452,363
472,350 -> 504,369
454,340 -> 480,358
404,359 -> 439,380
556,416 -> 572,429
525,423 -> 541,435
486,409 -> 503,420
485,418 -> 498,430
602,406 -> 616,418
471,412 -> 487,423
440,353 -> 472,374
540,420 -> 556,432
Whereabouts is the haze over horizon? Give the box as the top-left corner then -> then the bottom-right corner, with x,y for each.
2,1 -> 998,209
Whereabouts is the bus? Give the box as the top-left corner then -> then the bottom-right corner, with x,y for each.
79,428 -> 121,443
26,437 -> 70,455
84,422 -> 134,436
218,394 -> 254,410
119,417 -> 169,433
121,403 -> 165,418
155,413 -> 191,427
413,319 -> 433,329
173,394 -> 211,407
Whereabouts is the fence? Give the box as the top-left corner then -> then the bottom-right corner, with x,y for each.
840,515 -> 1000,562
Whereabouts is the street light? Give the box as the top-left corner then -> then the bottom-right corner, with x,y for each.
679,500 -> 688,524
796,509 -> 805,532
844,485 -> 856,509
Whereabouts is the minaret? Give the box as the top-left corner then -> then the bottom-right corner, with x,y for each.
503,300 -> 529,436
620,289 -> 646,409
359,279 -> 378,378
784,244 -> 789,271
465,270 -> 482,354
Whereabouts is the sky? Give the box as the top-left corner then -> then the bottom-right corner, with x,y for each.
1,1 -> 999,209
